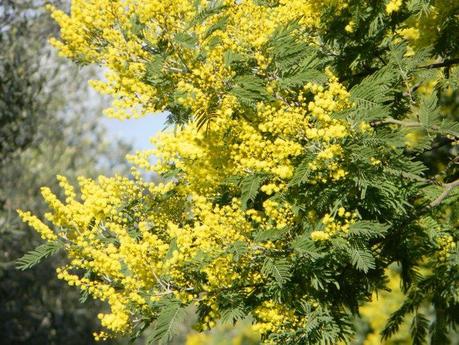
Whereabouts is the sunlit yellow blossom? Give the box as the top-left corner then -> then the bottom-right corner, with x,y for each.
17,210 -> 57,241
386,0 -> 403,14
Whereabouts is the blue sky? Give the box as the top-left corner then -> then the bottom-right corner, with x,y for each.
102,112 -> 168,150
86,66 -> 169,151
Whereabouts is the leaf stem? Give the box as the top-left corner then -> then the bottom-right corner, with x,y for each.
370,118 -> 459,139
429,179 -> 459,208
418,58 -> 459,70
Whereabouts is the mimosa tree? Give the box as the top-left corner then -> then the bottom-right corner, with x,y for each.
19,1 -> 459,344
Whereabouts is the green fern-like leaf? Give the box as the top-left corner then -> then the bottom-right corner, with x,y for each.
348,247 -> 375,273
418,92 -> 439,128
220,304 -> 246,325
149,298 -> 187,345
348,221 -> 389,239
189,2 -> 228,27
230,75 -> 271,106
292,235 -> 321,260
224,241 -> 248,261
278,69 -> 327,89
267,19 -> 321,73
174,32 -> 198,49
382,286 -> 423,341
223,50 -> 245,67
411,312 -> 429,345
261,258 -> 291,287
16,241 -> 63,271
289,156 -> 313,186
350,65 -> 395,109
240,174 -> 267,209
254,227 -> 289,242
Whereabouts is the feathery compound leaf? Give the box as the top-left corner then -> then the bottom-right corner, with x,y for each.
230,75 -> 271,106
268,19 -> 301,56
348,221 -> 389,239
292,235 -> 321,259
347,246 -> 375,273
350,66 -> 395,108
149,298 -> 187,345
174,32 -> 198,49
240,174 -> 267,209
225,241 -> 248,260
220,304 -> 246,325
261,258 -> 291,287
267,19 -> 319,73
411,312 -> 429,345
223,50 -> 245,67
189,2 -> 228,27
300,307 -> 350,345
382,289 -> 422,341
16,241 -> 63,271
289,156 -> 313,186
144,55 -> 166,85
254,227 -> 289,242
278,69 -> 327,89
418,92 -> 439,128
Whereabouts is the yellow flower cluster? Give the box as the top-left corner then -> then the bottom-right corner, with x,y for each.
389,1 -> 457,59
21,149 -> 361,340
416,217 -> 456,262
47,0 -> 358,195
19,175 -> 174,336
345,21 -> 355,33
311,207 -> 357,242
386,0 -> 403,14
436,234 -> 456,261
252,300 -> 300,341
261,199 -> 294,229
17,210 -> 57,241
18,0 -> 458,342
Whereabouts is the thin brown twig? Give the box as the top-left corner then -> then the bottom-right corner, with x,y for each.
418,58 -> 459,70
429,179 -> 459,208
370,118 -> 459,139
371,118 -> 421,127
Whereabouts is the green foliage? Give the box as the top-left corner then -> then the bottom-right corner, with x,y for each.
348,246 -> 375,274
240,174 -> 267,209
261,258 -> 291,288
149,298 -> 188,345
410,312 -> 429,345
220,304 -> 246,325
16,241 -> 63,271
289,156 -> 313,187
189,1 -> 228,27
349,65 -> 395,113
230,75 -> 271,107
348,221 -> 389,243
